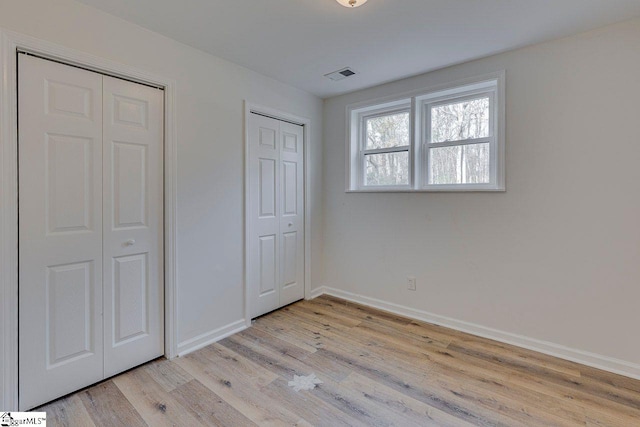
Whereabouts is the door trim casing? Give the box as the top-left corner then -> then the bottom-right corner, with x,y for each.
0,28 -> 179,410
244,102 -> 313,326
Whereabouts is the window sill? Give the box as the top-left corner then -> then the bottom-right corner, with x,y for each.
346,186 -> 506,193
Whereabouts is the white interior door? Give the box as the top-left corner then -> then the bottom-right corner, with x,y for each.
18,54 -> 105,410
19,55 -> 164,410
102,76 -> 164,378
278,122 -> 305,307
248,113 -> 304,318
249,114 -> 280,317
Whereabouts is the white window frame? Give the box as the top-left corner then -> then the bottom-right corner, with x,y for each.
350,98 -> 413,191
346,71 -> 505,192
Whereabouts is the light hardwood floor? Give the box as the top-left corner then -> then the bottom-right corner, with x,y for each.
38,295 -> 640,426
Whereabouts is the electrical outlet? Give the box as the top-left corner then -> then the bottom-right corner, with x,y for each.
407,276 -> 417,291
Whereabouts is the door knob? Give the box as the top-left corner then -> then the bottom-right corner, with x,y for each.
125,239 -> 136,246
288,223 -> 293,227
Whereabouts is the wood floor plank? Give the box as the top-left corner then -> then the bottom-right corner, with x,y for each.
313,295 -> 414,326
273,307 -> 438,380
174,349 -> 308,426
112,368 -> 204,427
358,317 -> 452,349
313,346 -> 511,427
220,327 -> 337,384
236,325 -> 315,361
341,371 -> 477,427
424,366 -> 586,427
262,377 -> 370,427
403,320 -> 489,346
448,334 -> 582,378
302,348 -> 362,382
309,375 -> 426,427
221,324 -> 443,426
293,299 -> 367,327
38,394 -> 96,427
580,365 -> 640,393
35,296 -> 640,426
422,350 -> 589,425
78,381 -> 147,427
434,340 -> 640,421
142,357 -> 194,393
197,343 -> 280,387
170,379 -> 257,427
252,314 -> 320,353
446,340 -> 583,382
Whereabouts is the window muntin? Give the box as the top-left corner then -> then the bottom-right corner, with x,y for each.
347,73 -> 504,192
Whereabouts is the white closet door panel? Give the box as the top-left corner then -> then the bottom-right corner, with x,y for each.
113,141 -> 148,228
103,76 -> 164,378
279,122 -> 305,306
249,114 -> 281,317
249,114 -> 305,318
19,55 -> 104,410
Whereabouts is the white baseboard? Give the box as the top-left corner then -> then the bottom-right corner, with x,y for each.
314,286 -> 640,381
309,286 -> 326,300
177,319 -> 247,357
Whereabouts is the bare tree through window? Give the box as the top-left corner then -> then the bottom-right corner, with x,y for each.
430,97 -> 490,185
364,112 -> 410,186
348,75 -> 503,191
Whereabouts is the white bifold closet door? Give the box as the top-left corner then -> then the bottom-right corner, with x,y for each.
248,113 -> 304,318
18,54 -> 164,410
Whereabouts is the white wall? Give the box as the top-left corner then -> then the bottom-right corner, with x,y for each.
0,0 -> 323,350
322,18 -> 640,370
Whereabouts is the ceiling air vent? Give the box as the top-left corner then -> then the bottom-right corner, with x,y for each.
324,67 -> 357,81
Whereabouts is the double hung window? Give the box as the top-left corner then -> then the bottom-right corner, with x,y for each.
347,73 -> 505,192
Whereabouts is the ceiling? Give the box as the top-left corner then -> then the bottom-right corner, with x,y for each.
76,0 -> 640,98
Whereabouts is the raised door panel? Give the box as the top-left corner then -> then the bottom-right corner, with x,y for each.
259,235 -> 277,296
113,254 -> 149,345
46,134 -> 94,234
45,79 -> 93,120
19,54 -> 104,411
282,131 -> 298,153
113,94 -> 148,129
282,232 -> 298,288
259,127 -> 276,150
103,76 -> 164,378
46,262 -> 95,367
259,158 -> 277,218
282,161 -> 298,217
113,142 -> 147,229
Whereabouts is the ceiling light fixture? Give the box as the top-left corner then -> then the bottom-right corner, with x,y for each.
336,0 -> 368,8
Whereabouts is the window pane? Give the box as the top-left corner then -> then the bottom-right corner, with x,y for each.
365,112 -> 410,150
431,97 -> 490,143
429,143 -> 490,185
365,151 -> 409,186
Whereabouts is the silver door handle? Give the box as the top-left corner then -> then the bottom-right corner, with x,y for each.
125,239 -> 136,246
288,223 -> 293,227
